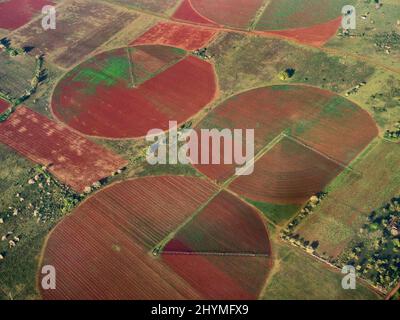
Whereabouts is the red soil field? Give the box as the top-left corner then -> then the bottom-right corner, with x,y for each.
40,176 -> 270,299
130,45 -> 182,74
188,0 -> 263,29
263,17 -> 342,47
162,249 -> 271,299
172,0 -> 219,26
52,46 -> 217,139
0,0 -> 53,30
229,138 -> 344,204
194,85 -> 378,203
162,191 -> 272,299
132,22 -> 218,51
0,107 -> 127,193
163,191 -> 270,254
0,99 -> 9,113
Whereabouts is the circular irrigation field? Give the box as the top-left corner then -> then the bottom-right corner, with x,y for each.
51,45 -> 217,139
40,176 -> 272,300
195,85 -> 378,205
178,0 -> 352,30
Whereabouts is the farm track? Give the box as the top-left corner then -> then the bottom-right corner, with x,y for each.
98,0 -> 400,75
21,0 -> 395,300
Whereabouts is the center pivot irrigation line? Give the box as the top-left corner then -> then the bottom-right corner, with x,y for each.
162,251 -> 270,257
126,47 -> 136,88
222,131 -> 286,188
282,133 -> 363,178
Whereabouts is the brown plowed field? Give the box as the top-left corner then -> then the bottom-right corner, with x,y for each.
0,107 -> 127,193
229,138 -> 344,204
194,85 -> 377,204
40,176 -> 271,299
132,22 -> 218,50
11,0 -> 138,69
164,190 -> 271,254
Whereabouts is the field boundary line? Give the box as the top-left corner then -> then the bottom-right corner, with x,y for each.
283,133 -> 363,178
249,0 -> 271,31
126,47 -> 136,88
153,188 -> 223,254
162,251 -> 269,257
222,131 -> 286,188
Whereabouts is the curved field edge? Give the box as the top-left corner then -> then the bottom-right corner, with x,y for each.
50,45 -> 218,139
38,176 -> 272,299
194,84 -> 378,205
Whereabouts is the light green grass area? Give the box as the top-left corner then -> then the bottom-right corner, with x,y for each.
246,199 -> 300,225
326,0 -> 400,70
294,139 -> 400,259
0,145 -> 81,300
256,0 -> 354,30
74,55 -> 131,87
209,33 -> 375,96
262,242 -> 381,300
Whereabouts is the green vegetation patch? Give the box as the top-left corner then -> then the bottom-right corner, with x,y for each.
262,243 -> 380,300
246,199 -> 300,225
256,0 -> 355,30
74,55 -> 131,87
0,145 -> 83,300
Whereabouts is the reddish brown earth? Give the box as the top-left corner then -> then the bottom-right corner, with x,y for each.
162,250 -> 271,299
0,0 -> 53,30
163,191 -> 270,254
187,0 -> 263,29
0,99 -> 9,113
40,176 -> 271,299
10,0 -> 137,69
172,0 -> 219,26
194,85 -> 378,204
52,46 -> 217,139
132,22 -> 218,50
263,17 -> 343,47
229,138 -> 344,204
0,107 -> 127,193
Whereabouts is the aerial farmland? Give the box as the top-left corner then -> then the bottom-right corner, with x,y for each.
0,0 -> 399,304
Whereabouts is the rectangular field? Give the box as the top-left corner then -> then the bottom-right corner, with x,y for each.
0,107 -> 128,192
11,0 -> 138,68
294,139 -> 400,258
0,51 -> 37,99
132,22 -> 218,51
262,242 -> 381,300
108,0 -> 180,14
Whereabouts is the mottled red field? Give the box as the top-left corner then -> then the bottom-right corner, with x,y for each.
195,85 -> 378,204
0,0 -> 53,30
52,46 -> 217,139
40,176 -> 271,299
230,138 -> 344,204
162,190 -> 271,299
164,191 -> 270,254
0,99 -> 9,113
132,22 -> 218,51
172,0 -> 219,26
263,17 -> 342,47
162,251 -> 271,299
187,0 -> 263,29
0,107 -> 127,193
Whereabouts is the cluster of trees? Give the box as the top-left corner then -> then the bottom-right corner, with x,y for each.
193,48 -> 211,60
384,121 -> 400,140
374,31 -> 400,53
281,192 -> 327,254
0,51 -> 46,122
0,166 -> 82,263
278,68 -> 295,81
338,197 -> 400,291
0,38 -> 24,57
